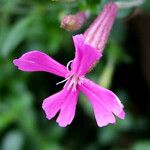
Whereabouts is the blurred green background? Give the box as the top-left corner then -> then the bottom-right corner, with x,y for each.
0,0 -> 150,150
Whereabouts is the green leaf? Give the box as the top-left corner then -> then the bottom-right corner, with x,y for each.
107,40 -> 132,64
132,141 -> 150,150
98,58 -> 115,88
118,8 -> 133,19
1,16 -> 32,58
0,0 -> 21,14
0,89 -> 33,131
79,92 -> 93,116
0,100 -> 22,131
98,126 -> 119,145
1,130 -> 24,150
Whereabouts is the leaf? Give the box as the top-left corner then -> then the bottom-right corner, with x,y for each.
111,19 -> 126,43
132,141 -> 150,150
1,16 -> 32,58
98,126 -> 119,145
0,101 -> 22,131
1,130 -> 24,150
0,88 -> 33,131
107,39 -> 132,64
98,58 -> 115,88
0,0 -> 21,14
79,93 -> 93,116
118,8 -> 133,19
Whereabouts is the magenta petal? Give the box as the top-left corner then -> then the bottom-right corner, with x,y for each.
42,90 -> 65,120
42,88 -> 79,127
71,34 -> 84,73
80,78 -> 125,127
118,110 -> 125,119
56,89 -> 79,127
80,81 -> 115,127
72,34 -> 102,76
13,50 -> 68,77
92,100 -> 116,127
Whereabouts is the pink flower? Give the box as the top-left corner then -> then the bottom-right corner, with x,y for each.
13,2 -> 125,127
13,34 -> 125,127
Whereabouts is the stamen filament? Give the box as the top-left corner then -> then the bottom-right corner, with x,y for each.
56,59 -> 83,91
66,60 -> 73,72
67,76 -> 75,90
56,75 -> 72,85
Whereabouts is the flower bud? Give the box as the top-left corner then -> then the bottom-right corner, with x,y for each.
61,12 -> 87,31
84,2 -> 118,52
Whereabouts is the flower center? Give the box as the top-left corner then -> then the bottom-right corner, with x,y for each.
66,74 -> 83,91
56,73 -> 83,92
56,60 -> 83,92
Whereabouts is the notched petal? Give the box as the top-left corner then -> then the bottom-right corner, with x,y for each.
56,89 -> 79,127
80,78 -> 125,127
13,50 -> 68,77
72,34 -> 102,76
42,88 -> 79,127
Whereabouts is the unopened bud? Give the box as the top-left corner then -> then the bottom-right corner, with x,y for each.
61,12 -> 87,31
84,2 -> 118,52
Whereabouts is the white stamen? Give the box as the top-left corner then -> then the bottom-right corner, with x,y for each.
67,76 -> 76,90
66,60 -> 73,72
56,75 -> 72,85
56,60 -> 73,85
57,74 -> 83,92
56,60 -> 83,91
